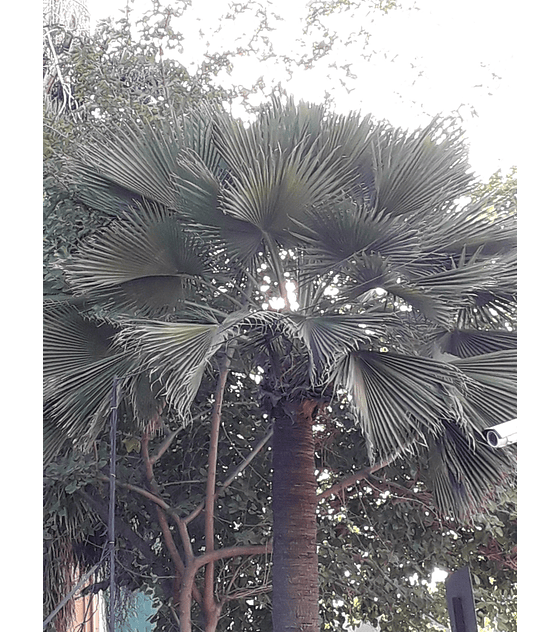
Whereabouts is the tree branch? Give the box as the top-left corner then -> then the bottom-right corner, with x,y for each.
219,426 -> 273,492
150,427 -> 182,465
173,515 -> 202,606
196,541 -> 272,570
78,487 -> 158,566
44,27 -> 73,112
142,428 -> 188,605
222,583 -> 272,604
97,474 -> 173,514
204,346 -> 235,618
317,456 -> 396,501
183,426 -> 273,527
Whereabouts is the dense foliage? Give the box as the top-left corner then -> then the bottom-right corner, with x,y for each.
44,2 -> 516,631
44,389 -> 516,631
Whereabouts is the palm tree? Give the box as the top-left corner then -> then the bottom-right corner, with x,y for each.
44,97 -> 516,631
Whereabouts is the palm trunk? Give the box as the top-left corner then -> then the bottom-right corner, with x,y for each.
272,399 -> 319,632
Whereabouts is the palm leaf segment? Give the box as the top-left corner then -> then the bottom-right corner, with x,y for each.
43,304 -> 135,461
60,201 -> 212,316
67,107 -> 219,215
335,351 -> 471,458
45,99 -> 516,518
369,117 -> 473,217
117,320 -> 221,418
206,97 -> 372,265
425,351 -> 517,516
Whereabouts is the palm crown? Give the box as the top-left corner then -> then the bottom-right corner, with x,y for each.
44,97 -> 516,520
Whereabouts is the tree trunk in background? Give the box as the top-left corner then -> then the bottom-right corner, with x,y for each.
272,399 -> 319,632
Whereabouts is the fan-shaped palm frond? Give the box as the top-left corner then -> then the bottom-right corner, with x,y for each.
67,106 -> 219,217
59,201 -> 211,316
333,345 -> 516,518
173,147 -> 221,221
423,196 -> 517,257
449,351 -> 517,429
117,320 -> 222,417
334,243 -> 513,330
43,306 -> 134,456
293,201 -> 419,277
68,123 -> 175,214
44,305 -> 173,462
289,310 -> 405,384
335,350 -> 470,461
212,100 -> 372,246
407,256 -> 508,304
433,329 -> 517,359
370,117 -> 474,217
458,287 -> 517,330
426,420 -> 514,519
331,254 -> 457,328
44,304 -> 118,392
44,350 -> 134,462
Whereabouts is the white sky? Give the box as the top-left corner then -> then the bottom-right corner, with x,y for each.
87,0 -> 520,179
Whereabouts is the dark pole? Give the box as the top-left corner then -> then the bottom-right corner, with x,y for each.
445,566 -> 479,632
109,376 -> 120,632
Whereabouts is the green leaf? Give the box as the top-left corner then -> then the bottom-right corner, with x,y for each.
293,200 -> 419,277
426,418 -> 514,519
60,200 -> 211,316
118,320 -> 222,417
212,98 -> 372,246
64,104 -> 221,212
43,304 -> 118,392
449,351 -> 517,428
290,310 -> 403,383
434,329 -> 517,359
369,117 -> 473,217
335,350 -> 470,462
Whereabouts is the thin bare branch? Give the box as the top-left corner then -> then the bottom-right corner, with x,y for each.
182,426 -> 273,527
141,428 -> 190,604
204,346 -> 235,615
317,456 -> 397,501
44,27 -> 73,112
150,427 -> 182,465
222,583 -> 272,604
97,474 -> 173,513
219,427 -> 273,492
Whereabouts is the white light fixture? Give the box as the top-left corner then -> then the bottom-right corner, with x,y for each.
483,419 -> 517,448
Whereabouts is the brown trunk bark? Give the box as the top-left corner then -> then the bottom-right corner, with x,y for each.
203,601 -> 222,632
272,399 -> 319,632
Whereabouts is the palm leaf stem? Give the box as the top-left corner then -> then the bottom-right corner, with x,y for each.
194,278 -> 251,311
264,233 -> 289,307
180,299 -> 230,320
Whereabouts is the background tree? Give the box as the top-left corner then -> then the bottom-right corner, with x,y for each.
470,166 -> 517,220
44,380 -> 516,631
